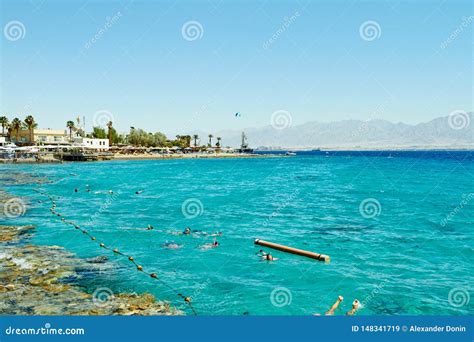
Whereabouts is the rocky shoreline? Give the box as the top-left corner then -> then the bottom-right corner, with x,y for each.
0,225 -> 181,316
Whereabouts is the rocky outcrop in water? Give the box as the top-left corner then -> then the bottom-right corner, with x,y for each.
0,225 -> 181,315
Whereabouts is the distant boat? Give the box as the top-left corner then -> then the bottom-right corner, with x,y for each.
237,132 -> 254,153
285,151 -> 296,156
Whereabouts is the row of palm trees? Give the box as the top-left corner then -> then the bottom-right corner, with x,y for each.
0,115 -> 221,149
0,115 -> 37,143
191,134 -> 222,147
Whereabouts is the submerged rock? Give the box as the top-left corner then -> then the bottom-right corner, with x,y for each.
0,225 -> 181,316
85,255 -> 109,264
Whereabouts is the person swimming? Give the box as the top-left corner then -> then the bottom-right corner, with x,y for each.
183,227 -> 192,235
162,242 -> 182,249
146,224 -> 154,231
346,299 -> 360,316
313,296 -> 344,316
74,188 -> 78,193
262,253 -> 278,261
199,240 -> 219,250
325,296 -> 344,315
135,190 -> 144,194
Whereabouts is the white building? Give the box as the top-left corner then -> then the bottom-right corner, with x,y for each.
0,137 -> 6,146
74,137 -> 109,151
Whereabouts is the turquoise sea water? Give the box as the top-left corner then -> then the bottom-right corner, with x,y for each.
1,152 -> 473,316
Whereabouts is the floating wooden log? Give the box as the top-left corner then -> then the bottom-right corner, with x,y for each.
254,239 -> 330,263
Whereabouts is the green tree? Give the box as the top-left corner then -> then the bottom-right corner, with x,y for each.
66,120 -> 75,141
92,127 -> 107,139
24,115 -> 37,145
0,116 -> 8,136
11,118 -> 22,142
106,121 -> 113,146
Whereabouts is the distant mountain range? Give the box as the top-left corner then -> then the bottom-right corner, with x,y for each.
189,113 -> 473,149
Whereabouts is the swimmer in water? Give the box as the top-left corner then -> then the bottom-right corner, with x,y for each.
135,190 -> 144,194
313,296 -> 344,316
199,240 -> 219,250
198,231 -> 222,237
146,224 -> 154,231
183,227 -> 192,235
262,253 -> 278,261
162,242 -> 182,249
325,296 -> 344,315
85,185 -> 91,192
108,190 -> 114,194
346,299 -> 360,316
74,188 -> 78,193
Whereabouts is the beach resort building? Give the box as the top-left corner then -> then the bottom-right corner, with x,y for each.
17,128 -> 71,145
73,137 -> 109,151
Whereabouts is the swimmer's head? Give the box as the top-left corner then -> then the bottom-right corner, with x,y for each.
184,227 -> 191,234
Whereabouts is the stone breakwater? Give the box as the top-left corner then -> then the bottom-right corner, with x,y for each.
0,225 -> 181,315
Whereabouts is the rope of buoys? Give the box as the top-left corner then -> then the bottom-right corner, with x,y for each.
35,189 -> 197,315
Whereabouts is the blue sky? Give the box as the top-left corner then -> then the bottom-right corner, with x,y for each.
1,0 -> 472,135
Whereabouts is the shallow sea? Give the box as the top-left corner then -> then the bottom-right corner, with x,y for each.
1,151 -> 473,315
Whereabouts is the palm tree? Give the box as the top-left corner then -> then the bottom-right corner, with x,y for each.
216,137 -> 221,147
7,124 -> 13,140
193,134 -> 199,147
106,121 -> 113,146
24,115 -> 37,145
66,121 -> 75,141
208,134 -> 213,147
11,118 -> 22,142
0,116 -> 8,136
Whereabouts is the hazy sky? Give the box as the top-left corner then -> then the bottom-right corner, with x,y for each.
1,0 -> 472,135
